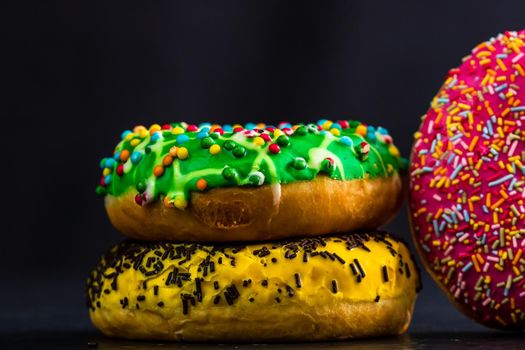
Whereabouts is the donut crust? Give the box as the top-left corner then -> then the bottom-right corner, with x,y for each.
86,232 -> 420,341
105,175 -> 403,242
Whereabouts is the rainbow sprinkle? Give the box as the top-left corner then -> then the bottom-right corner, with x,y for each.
410,30 -> 525,329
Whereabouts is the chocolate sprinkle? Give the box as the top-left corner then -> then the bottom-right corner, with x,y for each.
85,231 -> 421,312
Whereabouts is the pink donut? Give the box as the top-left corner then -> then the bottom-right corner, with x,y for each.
409,30 -> 525,329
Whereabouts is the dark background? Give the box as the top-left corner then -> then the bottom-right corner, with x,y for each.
3,0 -> 525,346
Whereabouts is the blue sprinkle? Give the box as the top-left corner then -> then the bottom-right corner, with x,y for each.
462,262 -> 473,273
222,124 -> 233,132
199,127 -> 210,133
151,132 -> 162,142
449,164 -> 463,180
330,123 -> 342,130
245,122 -> 256,130
366,131 -> 376,142
176,134 -> 190,144
510,106 -> 525,112
104,174 -> 112,185
104,158 -> 116,169
439,221 -> 446,232
488,174 -> 514,187
113,151 -> 121,161
437,97 -> 449,103
451,212 -> 458,224
463,209 -> 470,222
431,139 -> 437,153
482,205 -> 489,214
199,122 -> 211,128
376,126 -> 389,135
339,136 -> 353,146
499,92 -> 506,100
450,133 -> 463,142
130,151 -> 143,164
317,119 -> 328,126
433,220 -> 440,237
509,178 -> 517,191
487,120 -> 494,135
121,130 -> 132,139
442,213 -> 453,224
494,83 -> 508,92
197,131 -> 209,139
422,244 -> 431,253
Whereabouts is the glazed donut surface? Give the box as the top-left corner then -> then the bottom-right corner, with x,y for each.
96,120 -> 405,241
86,231 -> 421,341
409,31 -> 525,329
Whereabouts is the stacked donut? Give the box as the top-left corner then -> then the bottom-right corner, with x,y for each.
88,119 -> 421,341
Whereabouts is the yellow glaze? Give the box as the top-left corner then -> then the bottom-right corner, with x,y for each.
86,232 -> 421,341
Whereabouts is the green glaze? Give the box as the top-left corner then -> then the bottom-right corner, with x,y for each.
97,120 -> 406,209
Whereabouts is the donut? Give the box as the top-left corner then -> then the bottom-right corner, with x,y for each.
409,30 -> 525,329
96,120 -> 406,242
85,231 -> 421,341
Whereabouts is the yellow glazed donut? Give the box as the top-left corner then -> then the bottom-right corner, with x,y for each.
96,120 -> 406,242
86,231 -> 421,341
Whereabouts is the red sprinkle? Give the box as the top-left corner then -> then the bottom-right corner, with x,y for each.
186,124 -> 198,132
269,143 -> 281,154
116,164 -> 124,176
260,133 -> 272,142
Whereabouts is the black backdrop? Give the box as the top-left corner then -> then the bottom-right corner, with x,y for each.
3,0 -> 525,333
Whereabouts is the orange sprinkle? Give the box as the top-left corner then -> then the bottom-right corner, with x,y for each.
120,149 -> 130,162
153,165 -> 164,177
196,178 -> 207,191
162,155 -> 174,167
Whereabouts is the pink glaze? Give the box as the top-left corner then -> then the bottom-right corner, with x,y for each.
410,30 -> 525,329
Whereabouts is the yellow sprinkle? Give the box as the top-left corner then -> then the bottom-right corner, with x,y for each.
322,121 -> 333,130
476,254 -> 485,265
472,255 -> 481,272
480,58 -> 491,66
389,145 -> 400,157
253,137 -> 265,146
273,129 -> 283,138
125,133 -> 135,141
130,139 -> 141,147
102,168 -> 111,176
139,129 -> 149,138
507,164 -> 515,174
356,125 -> 367,136
177,147 -> 189,160
330,128 -> 340,136
512,249 -> 522,265
149,124 -> 161,134
496,58 -> 507,71
209,144 -> 221,155
174,197 -> 188,210
468,136 -> 479,152
172,126 -> 184,135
